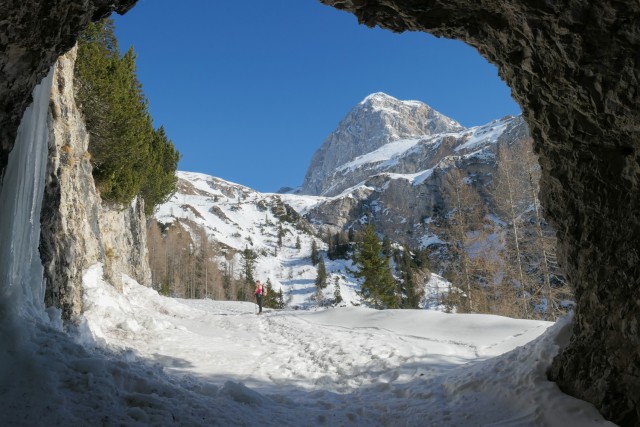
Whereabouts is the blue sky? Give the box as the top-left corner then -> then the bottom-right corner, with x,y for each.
113,0 -> 520,193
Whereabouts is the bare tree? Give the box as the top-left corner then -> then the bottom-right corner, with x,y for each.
492,138 -> 571,319
441,166 -> 490,313
493,144 -> 532,316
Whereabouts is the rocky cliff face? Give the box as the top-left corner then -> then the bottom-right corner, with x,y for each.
301,93 -> 463,196
40,47 -> 151,320
320,1 -> 640,424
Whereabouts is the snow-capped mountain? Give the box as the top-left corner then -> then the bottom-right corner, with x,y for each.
301,92 -> 464,196
295,93 -> 530,249
151,92 -> 561,312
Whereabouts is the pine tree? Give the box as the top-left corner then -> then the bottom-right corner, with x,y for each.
263,279 -> 277,308
75,18 -> 178,214
395,246 -> 424,309
277,223 -> 284,247
295,236 -> 301,250
352,224 -> 397,309
310,240 -> 320,266
315,258 -> 327,289
241,246 -> 257,291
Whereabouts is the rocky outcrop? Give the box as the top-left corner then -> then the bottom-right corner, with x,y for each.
301,93 -> 463,196
0,0 -> 137,186
320,1 -> 640,424
41,47 -> 151,320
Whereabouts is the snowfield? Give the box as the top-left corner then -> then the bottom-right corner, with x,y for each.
1,265 -> 615,426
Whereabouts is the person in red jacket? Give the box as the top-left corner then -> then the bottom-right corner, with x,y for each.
254,280 -> 265,314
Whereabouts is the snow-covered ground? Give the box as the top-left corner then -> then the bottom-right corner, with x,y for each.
1,265 -> 615,426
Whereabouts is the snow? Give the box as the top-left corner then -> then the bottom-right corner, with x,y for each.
455,119 -> 509,153
337,137 -> 426,173
332,115 -> 516,183
1,264 -> 615,426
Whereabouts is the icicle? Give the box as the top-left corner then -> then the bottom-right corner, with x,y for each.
0,68 -> 54,320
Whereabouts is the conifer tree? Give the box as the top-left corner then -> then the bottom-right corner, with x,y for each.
395,246 -> 424,309
260,279 -> 286,309
333,277 -> 343,305
75,18 -> 179,214
315,258 -> 327,289
352,224 -> 397,309
310,240 -> 320,266
277,223 -> 284,247
240,247 -> 257,301
241,247 -> 257,283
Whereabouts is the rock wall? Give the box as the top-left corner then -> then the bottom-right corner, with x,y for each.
319,0 -> 640,424
41,47 -> 151,320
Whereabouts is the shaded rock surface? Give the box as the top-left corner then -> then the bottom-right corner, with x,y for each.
320,0 -> 640,424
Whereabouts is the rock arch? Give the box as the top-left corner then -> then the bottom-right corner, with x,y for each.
319,0 -> 640,424
1,0 -> 638,424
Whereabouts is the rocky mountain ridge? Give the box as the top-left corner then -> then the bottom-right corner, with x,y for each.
301,92 -> 464,196
297,93 -> 530,249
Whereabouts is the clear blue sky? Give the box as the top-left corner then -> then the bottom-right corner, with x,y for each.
113,0 -> 521,193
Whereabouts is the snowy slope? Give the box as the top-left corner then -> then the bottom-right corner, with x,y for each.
0,266 -> 614,426
154,171 -> 452,309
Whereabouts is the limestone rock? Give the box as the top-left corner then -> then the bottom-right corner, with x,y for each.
305,115 -> 530,250
40,47 -> 151,320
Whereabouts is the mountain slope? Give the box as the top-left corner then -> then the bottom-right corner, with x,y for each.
152,171 -> 448,309
302,114 -> 530,248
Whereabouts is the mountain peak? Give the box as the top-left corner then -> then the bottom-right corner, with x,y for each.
359,92 -> 398,104
359,92 -> 427,109
301,92 -> 465,196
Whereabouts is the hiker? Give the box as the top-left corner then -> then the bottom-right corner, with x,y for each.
254,280 -> 265,314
